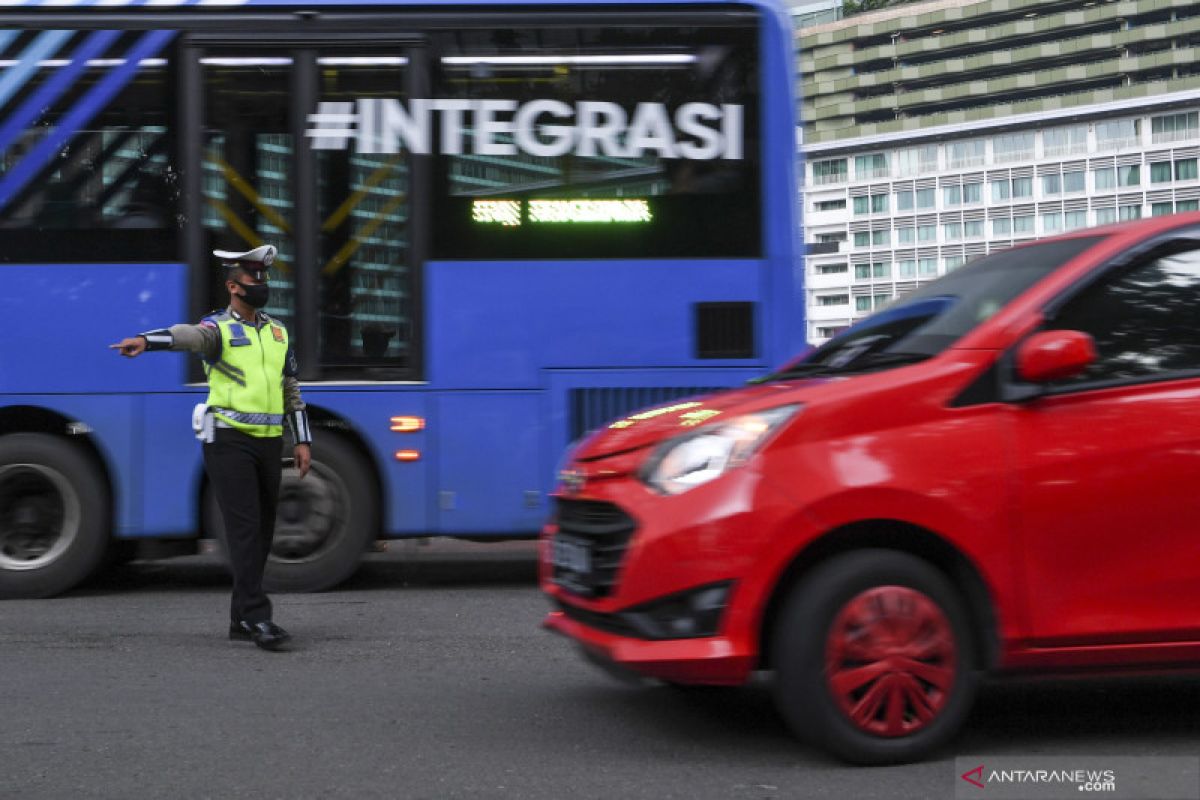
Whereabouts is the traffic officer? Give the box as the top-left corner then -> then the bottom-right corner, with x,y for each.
110,244 -> 312,651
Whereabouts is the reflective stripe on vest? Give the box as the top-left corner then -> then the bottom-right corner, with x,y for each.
204,315 -> 289,438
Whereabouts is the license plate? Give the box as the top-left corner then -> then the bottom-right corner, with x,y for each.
552,536 -> 592,575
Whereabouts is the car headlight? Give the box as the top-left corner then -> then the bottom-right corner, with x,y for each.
641,405 -> 801,495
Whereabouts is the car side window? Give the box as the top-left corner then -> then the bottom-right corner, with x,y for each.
1048,245 -> 1200,387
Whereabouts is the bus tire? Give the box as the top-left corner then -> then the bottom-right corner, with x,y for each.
0,433 -> 109,599
204,431 -> 378,593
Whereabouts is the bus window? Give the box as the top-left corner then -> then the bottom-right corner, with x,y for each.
429,22 -> 760,259
0,31 -> 177,262
201,53 -> 296,329
312,53 -> 413,370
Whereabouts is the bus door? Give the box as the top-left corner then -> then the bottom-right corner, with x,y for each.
181,37 -> 425,379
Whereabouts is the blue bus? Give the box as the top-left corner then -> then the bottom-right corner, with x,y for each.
0,0 -> 802,598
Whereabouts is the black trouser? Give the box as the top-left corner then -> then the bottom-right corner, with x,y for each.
203,428 -> 282,625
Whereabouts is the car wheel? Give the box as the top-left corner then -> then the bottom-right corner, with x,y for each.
0,434 -> 109,599
772,549 -> 979,765
204,431 -> 378,592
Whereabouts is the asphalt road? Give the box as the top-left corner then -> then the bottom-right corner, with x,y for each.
1,540 -> 1197,800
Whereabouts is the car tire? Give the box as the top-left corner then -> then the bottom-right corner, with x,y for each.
204,431 -> 378,593
772,549 -> 979,765
0,433 -> 109,599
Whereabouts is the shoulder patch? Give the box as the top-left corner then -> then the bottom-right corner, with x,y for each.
271,325 -> 284,343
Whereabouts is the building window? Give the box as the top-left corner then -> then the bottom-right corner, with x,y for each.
816,263 -> 848,274
816,231 -> 847,243
1095,207 -> 1117,225
1043,124 -> 1088,157
872,261 -> 889,278
1119,204 -> 1142,221
1042,212 -> 1063,233
817,326 -> 846,339
1096,119 -> 1140,150
944,222 -> 963,240
898,259 -> 916,277
894,145 -> 937,176
915,187 -> 936,209
964,220 -> 984,238
963,183 -> 982,204
855,296 -> 872,312
944,256 -> 965,271
1151,112 -> 1198,145
1151,202 -> 1174,217
1064,210 -> 1087,230
872,194 -> 888,213
896,189 -> 914,211
1119,165 -> 1140,186
1177,159 -> 1198,181
993,217 -> 1012,236
1063,170 -> 1086,193
854,264 -> 871,279
918,257 -> 937,276
1012,177 -> 1033,198
991,179 -> 1011,202
817,294 -> 849,306
1179,199 -> 1200,212
944,185 -> 962,206
853,196 -> 869,214
873,292 -> 892,308
993,132 -> 1034,163
814,199 -> 846,212
1150,162 -> 1173,184
1014,214 -> 1035,234
897,226 -> 915,244
853,231 -> 870,247
948,139 -> 985,169
871,229 -> 889,246
918,223 -> 937,242
854,153 -> 889,180
1043,174 -> 1062,195
813,158 -> 848,185
1095,168 -> 1116,190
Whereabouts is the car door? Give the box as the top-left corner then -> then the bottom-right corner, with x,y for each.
1014,238 -> 1200,646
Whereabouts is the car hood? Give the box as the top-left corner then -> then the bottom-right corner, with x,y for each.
572,379 -> 828,461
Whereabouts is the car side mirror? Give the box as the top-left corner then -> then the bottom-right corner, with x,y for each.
1015,330 -> 1097,384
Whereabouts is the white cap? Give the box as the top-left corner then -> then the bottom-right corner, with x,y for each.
213,244 -> 277,268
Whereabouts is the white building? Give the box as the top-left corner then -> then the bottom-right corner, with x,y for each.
798,0 -> 1200,342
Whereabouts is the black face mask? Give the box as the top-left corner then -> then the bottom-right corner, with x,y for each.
234,281 -> 270,309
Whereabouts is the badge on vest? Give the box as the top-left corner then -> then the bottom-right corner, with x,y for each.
271,325 -> 284,343
228,323 -> 251,346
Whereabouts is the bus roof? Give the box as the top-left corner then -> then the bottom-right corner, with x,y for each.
0,0 -> 787,8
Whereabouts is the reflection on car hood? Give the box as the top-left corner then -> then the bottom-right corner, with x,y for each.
572,379 -> 828,461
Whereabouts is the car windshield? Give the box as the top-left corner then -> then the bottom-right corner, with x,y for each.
771,236 -> 1105,380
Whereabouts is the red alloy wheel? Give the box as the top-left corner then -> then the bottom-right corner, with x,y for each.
824,585 -> 958,738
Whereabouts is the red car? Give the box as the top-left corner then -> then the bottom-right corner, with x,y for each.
541,213 -> 1200,764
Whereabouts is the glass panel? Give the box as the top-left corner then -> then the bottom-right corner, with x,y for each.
0,31 -> 177,262
313,53 -> 412,369
202,54 -> 295,327
431,23 -> 759,259
1050,248 -> 1200,385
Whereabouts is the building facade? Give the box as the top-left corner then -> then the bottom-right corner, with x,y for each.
797,0 -> 1200,342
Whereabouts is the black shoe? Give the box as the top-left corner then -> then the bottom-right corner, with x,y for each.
246,620 -> 291,651
229,621 -> 253,642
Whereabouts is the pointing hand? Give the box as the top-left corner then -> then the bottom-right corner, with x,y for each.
109,337 -> 147,357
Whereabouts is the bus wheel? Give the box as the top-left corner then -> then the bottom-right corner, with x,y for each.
0,434 -> 109,599
771,549 -> 978,765
204,432 -> 378,593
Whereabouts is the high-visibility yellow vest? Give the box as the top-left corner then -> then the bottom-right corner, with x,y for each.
204,312 -> 289,438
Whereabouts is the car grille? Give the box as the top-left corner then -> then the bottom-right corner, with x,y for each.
553,498 -> 637,599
